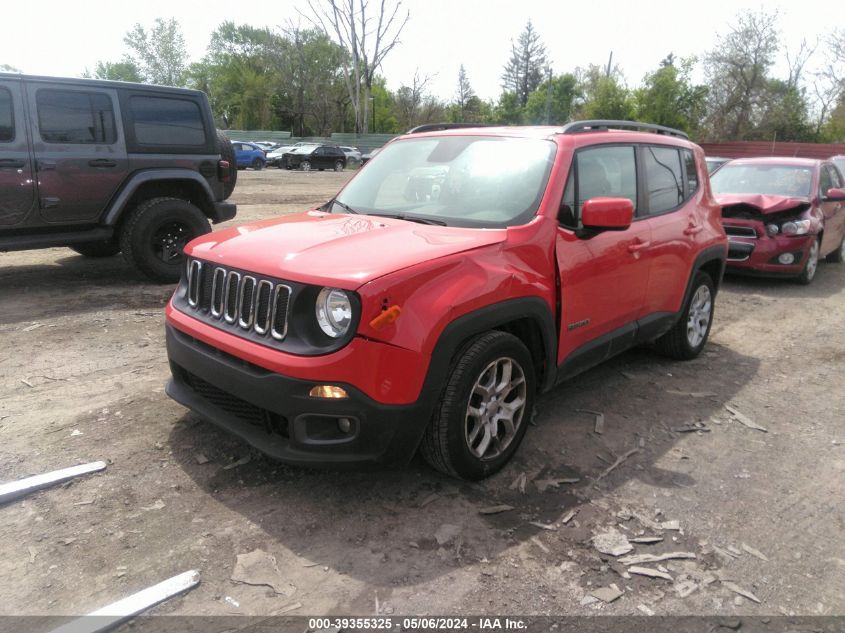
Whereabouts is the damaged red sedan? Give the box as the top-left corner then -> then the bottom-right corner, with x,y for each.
711,157 -> 845,283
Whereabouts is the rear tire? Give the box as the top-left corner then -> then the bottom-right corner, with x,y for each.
216,130 -> 237,200
119,197 -> 210,284
334,160 -> 345,172
654,271 -> 715,360
251,157 -> 264,171
420,331 -> 535,480
300,161 -> 311,172
70,240 -> 120,258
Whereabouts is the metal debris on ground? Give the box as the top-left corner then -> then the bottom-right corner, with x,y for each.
572,408 -> 606,434
590,584 -> 623,603
534,477 -> 580,492
530,536 -> 550,553
194,454 -> 209,465
619,552 -> 696,566
561,509 -> 579,524
628,566 -> 673,581
529,521 -> 557,531
671,421 -> 711,433
418,493 -> 441,508
675,580 -> 698,598
722,580 -> 762,603
741,543 -> 769,561
231,549 -> 296,596
47,570 -> 200,633
725,404 -> 768,432
630,536 -> 664,544
509,472 -> 527,494
223,455 -> 251,470
478,504 -> 514,515
593,529 -> 634,557
0,461 -> 107,505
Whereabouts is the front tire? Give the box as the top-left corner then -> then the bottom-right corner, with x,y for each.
251,157 -> 264,171
654,271 -> 715,360
119,197 -> 211,283
334,160 -> 345,172
796,237 -> 820,285
300,161 -> 311,172
70,240 -> 120,258
420,331 -> 535,480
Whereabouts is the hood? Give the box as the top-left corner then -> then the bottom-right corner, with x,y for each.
186,211 -> 506,289
716,193 -> 811,216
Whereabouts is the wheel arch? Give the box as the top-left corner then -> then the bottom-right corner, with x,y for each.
104,171 -> 218,227
683,244 -> 727,306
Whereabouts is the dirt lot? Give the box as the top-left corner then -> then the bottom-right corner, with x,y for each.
1,169 -> 844,619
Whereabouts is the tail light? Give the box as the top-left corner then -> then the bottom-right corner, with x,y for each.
218,160 -> 231,182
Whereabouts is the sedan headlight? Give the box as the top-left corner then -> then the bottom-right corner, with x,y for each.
781,219 -> 811,236
316,287 -> 353,338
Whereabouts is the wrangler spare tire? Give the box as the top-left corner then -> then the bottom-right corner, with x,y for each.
217,130 -> 237,200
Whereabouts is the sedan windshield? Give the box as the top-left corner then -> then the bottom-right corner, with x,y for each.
332,136 -> 556,228
711,164 -> 813,198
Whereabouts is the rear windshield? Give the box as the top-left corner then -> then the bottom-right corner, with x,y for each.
333,136 -> 556,228
711,163 -> 813,198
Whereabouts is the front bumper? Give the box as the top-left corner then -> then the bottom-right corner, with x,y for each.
165,324 -> 435,468
724,223 -> 814,276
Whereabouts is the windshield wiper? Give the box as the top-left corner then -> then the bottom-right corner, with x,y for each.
374,213 -> 447,226
330,199 -> 359,214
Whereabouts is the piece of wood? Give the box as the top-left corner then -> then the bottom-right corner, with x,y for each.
0,461 -> 107,505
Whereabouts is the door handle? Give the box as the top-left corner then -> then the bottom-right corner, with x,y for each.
0,159 -> 24,169
37,160 -> 56,171
684,224 -> 704,235
628,240 -> 651,253
88,159 -> 117,168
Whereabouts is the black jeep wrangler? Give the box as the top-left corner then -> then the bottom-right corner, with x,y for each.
0,73 -> 237,282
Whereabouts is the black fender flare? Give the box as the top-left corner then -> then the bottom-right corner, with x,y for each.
681,243 -> 728,309
103,169 -> 216,226
421,297 -> 558,398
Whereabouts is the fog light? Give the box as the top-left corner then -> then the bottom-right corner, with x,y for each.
337,417 -> 352,433
778,252 -> 795,265
309,385 -> 348,399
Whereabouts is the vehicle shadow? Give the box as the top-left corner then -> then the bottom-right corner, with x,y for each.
0,252 -> 173,324
722,258 -> 845,299
168,340 -> 758,589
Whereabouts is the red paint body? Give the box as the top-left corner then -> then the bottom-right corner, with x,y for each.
714,157 -> 845,276
168,126 -> 726,411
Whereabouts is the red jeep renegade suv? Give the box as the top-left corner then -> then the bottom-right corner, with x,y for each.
165,121 -> 727,480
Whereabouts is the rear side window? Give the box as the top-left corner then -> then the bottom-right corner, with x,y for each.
0,88 -> 13,142
129,96 -> 206,146
683,149 -> 698,195
644,146 -> 683,214
37,89 -> 116,144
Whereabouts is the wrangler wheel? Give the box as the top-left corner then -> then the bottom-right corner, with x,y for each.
420,331 -> 535,480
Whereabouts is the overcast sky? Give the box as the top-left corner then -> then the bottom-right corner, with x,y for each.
1,0 -> 833,102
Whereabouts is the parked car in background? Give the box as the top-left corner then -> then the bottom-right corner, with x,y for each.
361,147 -> 381,164
267,142 -> 317,168
253,141 -> 279,151
0,72 -> 237,283
232,141 -> 266,170
165,120 -> 727,480
711,157 -> 845,284
283,144 -> 346,171
339,145 -> 363,165
705,156 -> 731,173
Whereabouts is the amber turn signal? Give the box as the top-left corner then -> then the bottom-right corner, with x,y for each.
369,305 -> 402,330
309,385 -> 349,399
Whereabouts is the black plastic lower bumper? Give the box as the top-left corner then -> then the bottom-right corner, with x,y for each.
210,201 -> 237,224
165,324 -> 434,468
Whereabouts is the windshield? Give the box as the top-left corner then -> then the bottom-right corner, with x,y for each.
332,136 -> 556,228
711,163 -> 813,198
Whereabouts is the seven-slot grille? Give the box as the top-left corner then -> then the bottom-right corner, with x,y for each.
186,259 -> 291,340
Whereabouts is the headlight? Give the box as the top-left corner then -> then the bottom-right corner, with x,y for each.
781,219 -> 811,236
315,287 -> 353,338
766,223 -> 779,236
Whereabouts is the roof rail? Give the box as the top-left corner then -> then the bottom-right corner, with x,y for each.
406,122 -> 498,134
559,120 -> 689,140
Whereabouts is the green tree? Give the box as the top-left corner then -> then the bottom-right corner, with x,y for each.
754,79 -> 814,141
124,18 -> 189,87
91,58 -> 143,83
524,73 -> 580,124
0,64 -> 21,72
494,91 -> 524,124
576,65 -> 635,120
635,56 -> 707,135
702,9 -> 779,140
501,20 -> 547,107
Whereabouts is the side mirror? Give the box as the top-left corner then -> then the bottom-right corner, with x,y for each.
825,187 -> 845,202
581,197 -> 634,231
